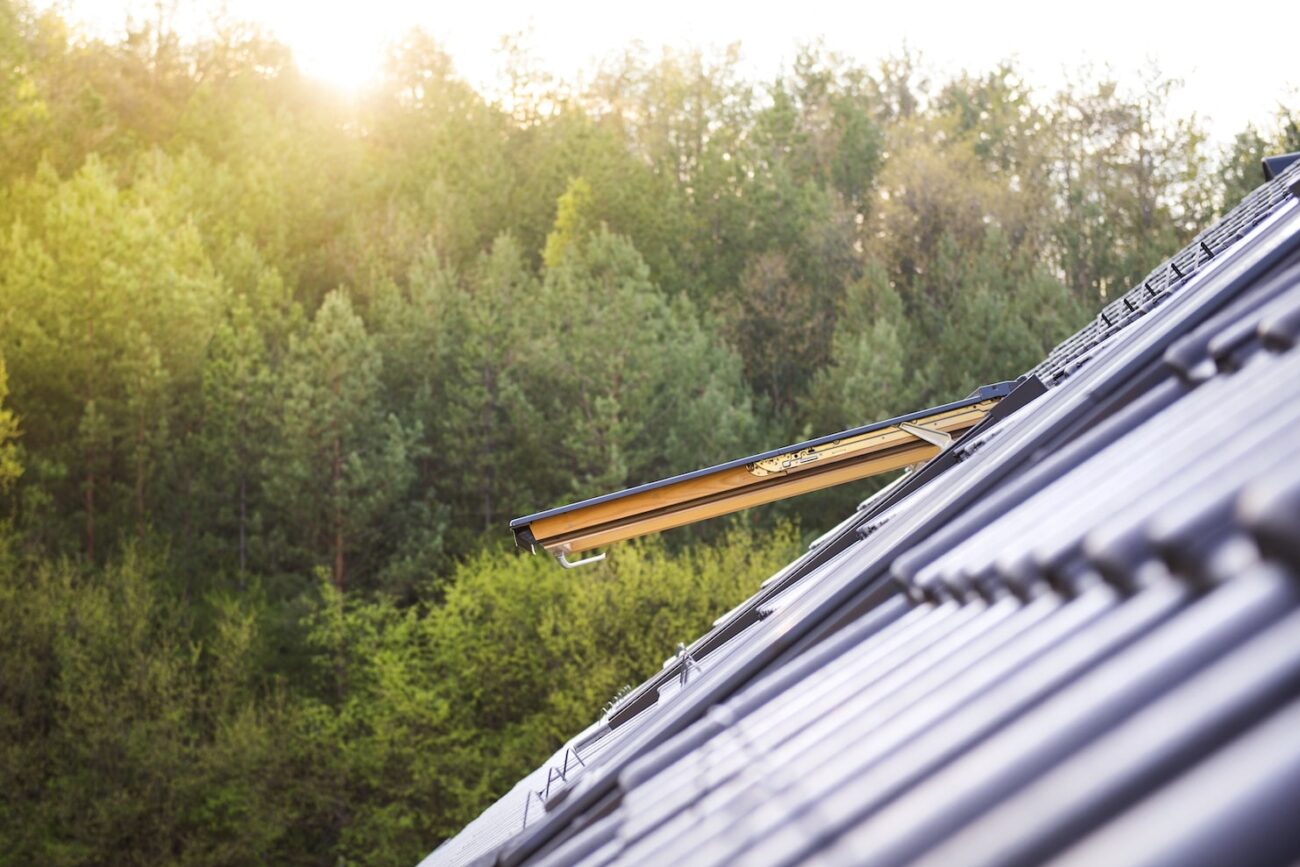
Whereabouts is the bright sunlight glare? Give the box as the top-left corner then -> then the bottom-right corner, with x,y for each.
47,0 -> 1300,139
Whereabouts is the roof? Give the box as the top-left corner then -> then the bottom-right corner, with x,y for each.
423,154 -> 1300,867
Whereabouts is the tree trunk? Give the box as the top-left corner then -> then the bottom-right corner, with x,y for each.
238,473 -> 247,580
85,455 -> 95,562
482,363 -> 494,531
135,414 -> 146,536
237,388 -> 248,582
332,435 -> 344,593
84,307 -> 96,561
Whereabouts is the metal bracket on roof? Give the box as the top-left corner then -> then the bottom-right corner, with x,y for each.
898,422 -> 952,449
555,547 -> 606,569
521,787 -> 545,830
676,642 -> 701,687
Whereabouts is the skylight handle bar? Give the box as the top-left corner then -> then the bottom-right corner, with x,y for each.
898,422 -> 953,449
556,549 -> 607,569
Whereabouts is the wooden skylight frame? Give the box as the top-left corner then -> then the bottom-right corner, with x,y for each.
510,382 -> 1015,566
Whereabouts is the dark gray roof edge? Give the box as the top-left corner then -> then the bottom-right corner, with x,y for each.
508,381 -> 1017,531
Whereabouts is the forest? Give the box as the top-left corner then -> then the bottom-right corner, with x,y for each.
0,1 -> 1297,863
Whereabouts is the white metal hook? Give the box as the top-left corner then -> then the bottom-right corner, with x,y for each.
555,549 -> 607,569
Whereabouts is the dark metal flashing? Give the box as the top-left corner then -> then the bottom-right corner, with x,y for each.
1262,151 -> 1300,182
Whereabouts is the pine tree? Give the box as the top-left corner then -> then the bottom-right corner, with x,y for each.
537,228 -> 759,500
194,299 -> 273,580
265,290 -> 418,593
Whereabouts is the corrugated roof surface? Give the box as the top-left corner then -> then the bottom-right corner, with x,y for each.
422,160 -> 1300,867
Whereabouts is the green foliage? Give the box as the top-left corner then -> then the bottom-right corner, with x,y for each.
294,527 -> 800,863
1217,105 -> 1300,215
0,356 -> 21,490
535,228 -> 761,499
1046,71 -> 1213,302
0,548 -> 296,866
0,529 -> 798,867
0,155 -> 224,558
0,4 -> 1288,863
542,176 -> 596,269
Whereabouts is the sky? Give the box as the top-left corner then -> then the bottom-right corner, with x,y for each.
48,0 -> 1299,144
